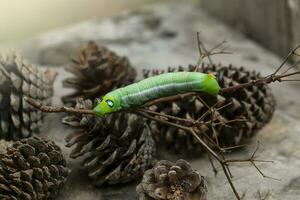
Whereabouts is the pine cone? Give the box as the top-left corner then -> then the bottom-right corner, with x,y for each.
143,64 -> 275,155
63,99 -> 156,186
0,137 -> 69,200
62,41 -> 137,106
136,159 -> 207,200
0,54 -> 56,140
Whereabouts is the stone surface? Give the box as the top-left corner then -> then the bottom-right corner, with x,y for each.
16,2 -> 300,200
201,0 -> 300,62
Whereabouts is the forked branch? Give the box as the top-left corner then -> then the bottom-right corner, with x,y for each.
195,32 -> 232,70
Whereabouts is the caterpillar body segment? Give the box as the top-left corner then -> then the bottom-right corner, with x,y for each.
93,72 -> 220,116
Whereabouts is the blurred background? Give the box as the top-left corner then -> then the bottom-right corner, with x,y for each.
0,0 -> 163,46
0,0 -> 164,47
0,0 -> 299,60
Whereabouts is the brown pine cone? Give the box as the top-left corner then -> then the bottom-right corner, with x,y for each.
62,41 -> 137,106
136,159 -> 207,200
63,99 -> 156,186
143,64 -> 275,155
0,137 -> 70,200
0,54 -> 56,140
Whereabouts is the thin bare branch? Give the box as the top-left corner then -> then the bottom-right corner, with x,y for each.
280,79 -> 300,82
207,153 -> 218,176
273,44 -> 300,75
280,61 -> 300,75
224,143 -> 280,182
221,144 -> 247,152
24,97 -> 95,115
195,32 -> 231,71
221,163 -> 241,199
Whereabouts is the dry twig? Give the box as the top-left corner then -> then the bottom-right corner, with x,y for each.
195,32 -> 232,71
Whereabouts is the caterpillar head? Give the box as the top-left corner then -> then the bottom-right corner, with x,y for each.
93,95 -> 120,116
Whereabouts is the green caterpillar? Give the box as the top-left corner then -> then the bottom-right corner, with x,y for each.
93,72 -> 220,116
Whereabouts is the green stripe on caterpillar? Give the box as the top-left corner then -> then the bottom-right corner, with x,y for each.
93,72 -> 220,116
